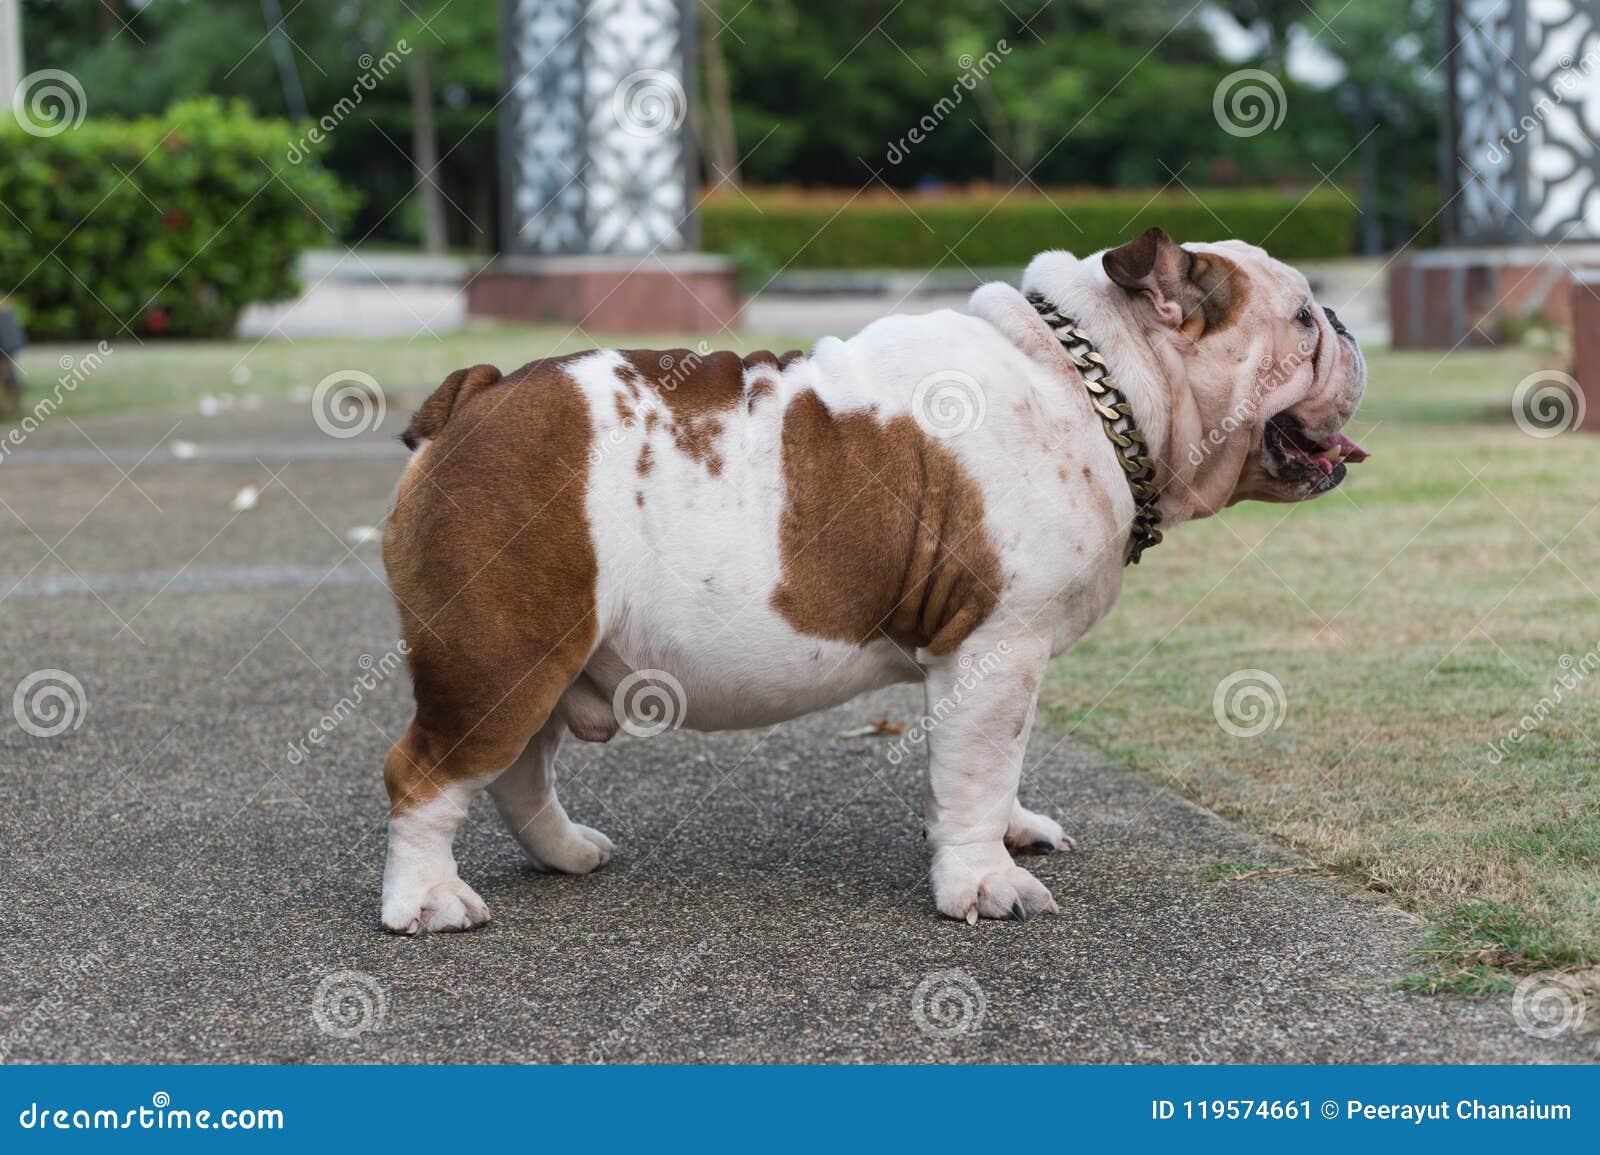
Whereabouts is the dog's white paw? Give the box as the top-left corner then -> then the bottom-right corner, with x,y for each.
1005,803 -> 1075,855
525,822 -> 614,875
382,877 -> 491,935
931,843 -> 1059,923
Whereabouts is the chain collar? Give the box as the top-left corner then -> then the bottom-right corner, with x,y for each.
1026,291 -> 1163,564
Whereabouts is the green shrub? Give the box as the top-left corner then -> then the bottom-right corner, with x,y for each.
0,98 -> 353,341
701,187 -> 1359,271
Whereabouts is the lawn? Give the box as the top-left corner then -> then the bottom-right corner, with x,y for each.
10,327 -> 1597,993
1035,342 -> 1600,994
9,322 -> 810,423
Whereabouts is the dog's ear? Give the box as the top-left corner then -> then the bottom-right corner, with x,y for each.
1103,227 -> 1243,338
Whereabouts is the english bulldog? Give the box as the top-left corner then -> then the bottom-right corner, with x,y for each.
378,227 -> 1367,933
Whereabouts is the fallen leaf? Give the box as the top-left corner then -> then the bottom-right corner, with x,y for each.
838,715 -> 905,739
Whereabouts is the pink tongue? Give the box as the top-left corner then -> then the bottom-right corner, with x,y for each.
1333,433 -> 1370,463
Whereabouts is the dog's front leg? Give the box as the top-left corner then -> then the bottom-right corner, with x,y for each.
923,632 -> 1058,923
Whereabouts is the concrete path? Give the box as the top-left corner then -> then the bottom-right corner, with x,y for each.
0,404 -> 1584,1063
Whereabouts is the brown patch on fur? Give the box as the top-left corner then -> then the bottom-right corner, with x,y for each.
635,490 -> 644,507
1184,250 -> 1247,334
613,348 -> 801,478
771,390 -> 1002,655
637,442 -> 653,475
382,355 -> 598,815
1102,227 -> 1247,338
613,390 -> 634,425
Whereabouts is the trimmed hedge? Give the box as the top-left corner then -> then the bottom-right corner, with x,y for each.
0,99 -> 352,340
702,187 -> 1359,271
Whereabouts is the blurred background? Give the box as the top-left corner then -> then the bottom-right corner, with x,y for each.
3,0 -> 1600,1023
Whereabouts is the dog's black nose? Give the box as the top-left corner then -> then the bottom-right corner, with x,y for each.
1323,305 -> 1349,337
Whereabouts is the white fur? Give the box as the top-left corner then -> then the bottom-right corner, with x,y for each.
388,244 -> 1365,927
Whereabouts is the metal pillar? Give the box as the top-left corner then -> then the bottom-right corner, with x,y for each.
499,0 -> 696,256
1448,0 -> 1600,244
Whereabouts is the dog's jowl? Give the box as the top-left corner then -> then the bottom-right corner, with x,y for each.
378,228 -> 1368,933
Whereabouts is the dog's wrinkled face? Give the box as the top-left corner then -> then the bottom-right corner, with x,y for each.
1101,228 -> 1368,517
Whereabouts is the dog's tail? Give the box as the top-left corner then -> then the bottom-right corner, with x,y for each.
400,363 -> 503,450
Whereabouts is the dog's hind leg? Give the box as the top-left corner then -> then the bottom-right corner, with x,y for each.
489,718 -> 614,874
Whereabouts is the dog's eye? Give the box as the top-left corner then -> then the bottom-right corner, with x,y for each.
1295,304 -> 1314,326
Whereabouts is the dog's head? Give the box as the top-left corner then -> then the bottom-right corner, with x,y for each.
1097,227 -> 1368,517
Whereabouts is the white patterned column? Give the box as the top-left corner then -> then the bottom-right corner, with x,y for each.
501,0 -> 692,255
1450,0 -> 1600,243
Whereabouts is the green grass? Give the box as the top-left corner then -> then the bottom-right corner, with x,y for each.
9,326 -> 1598,996
1035,342 -> 1600,993
8,322 -> 811,423
1398,899 -> 1595,996
1195,859 -> 1286,883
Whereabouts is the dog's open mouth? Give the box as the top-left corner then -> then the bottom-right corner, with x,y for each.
1263,411 -> 1369,493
